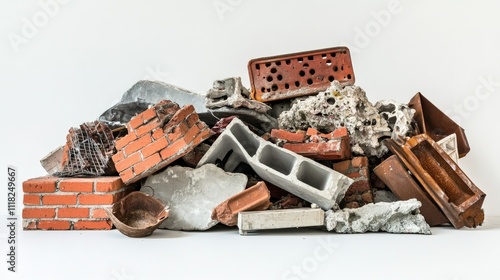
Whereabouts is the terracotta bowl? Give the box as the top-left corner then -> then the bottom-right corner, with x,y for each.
105,191 -> 168,237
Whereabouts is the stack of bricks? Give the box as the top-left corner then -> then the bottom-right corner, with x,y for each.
22,176 -> 135,230
270,127 -> 351,160
332,157 -> 373,208
112,100 -> 214,185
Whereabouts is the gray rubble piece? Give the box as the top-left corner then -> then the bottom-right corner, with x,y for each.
206,77 -> 272,113
99,80 -> 207,127
278,81 -> 392,157
238,208 -> 325,235
437,133 -> 459,163
373,190 -> 399,203
375,100 -> 415,140
325,199 -> 431,234
40,146 -> 64,175
141,164 -> 247,231
202,107 -> 278,134
197,118 -> 353,210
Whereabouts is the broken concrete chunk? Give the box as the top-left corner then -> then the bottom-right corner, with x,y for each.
278,81 -> 391,157
238,208 -> 325,235
384,135 -> 485,228
55,121 -> 116,177
142,164 -> 247,231
437,133 -> 459,164
202,107 -> 278,134
325,199 -> 431,234
40,146 -> 64,175
197,118 -> 354,210
212,181 -> 271,226
375,99 -> 415,139
374,155 -> 449,226
99,80 -> 206,125
372,190 -> 398,203
206,77 -> 271,113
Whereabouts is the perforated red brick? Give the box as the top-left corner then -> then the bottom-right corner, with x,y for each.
248,46 -> 355,102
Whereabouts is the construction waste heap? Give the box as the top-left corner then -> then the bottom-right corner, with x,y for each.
24,47 -> 485,237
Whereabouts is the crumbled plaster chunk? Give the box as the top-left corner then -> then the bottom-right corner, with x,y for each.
278,81 -> 391,157
142,164 -> 247,231
325,199 -> 431,234
375,100 -> 415,139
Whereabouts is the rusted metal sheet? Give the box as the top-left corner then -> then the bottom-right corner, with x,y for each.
374,155 -> 449,226
248,47 -> 355,102
384,135 -> 485,229
408,92 -> 470,158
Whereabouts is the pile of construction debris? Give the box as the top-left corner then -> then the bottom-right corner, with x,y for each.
23,46 -> 485,236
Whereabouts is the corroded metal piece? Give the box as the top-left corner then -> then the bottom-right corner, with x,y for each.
105,191 -> 169,237
248,47 -> 355,102
384,135 -> 485,229
409,92 -> 470,158
374,155 -> 449,226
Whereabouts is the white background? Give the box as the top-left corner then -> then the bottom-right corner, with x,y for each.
1,1 -> 500,279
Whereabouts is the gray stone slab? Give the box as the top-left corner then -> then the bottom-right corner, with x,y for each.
238,208 -> 325,235
40,146 -> 64,175
197,118 -> 353,210
325,199 -> 431,234
141,164 -> 247,231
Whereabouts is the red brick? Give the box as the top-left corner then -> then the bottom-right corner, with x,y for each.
129,114 -> 145,129
347,180 -> 371,193
23,177 -> 57,193
183,123 -> 201,144
141,136 -> 169,158
114,152 -> 142,173
271,129 -> 306,143
347,172 -> 361,179
333,127 -> 349,138
115,133 -> 138,151
140,107 -> 157,122
160,138 -> 188,160
306,127 -> 319,136
23,195 -> 40,205
91,208 -> 109,219
135,119 -> 161,137
125,134 -> 153,155
193,127 -> 214,146
59,178 -> 94,192
78,194 -> 115,205
120,168 -> 135,184
152,128 -> 166,140
333,160 -> 352,174
352,157 -> 368,168
167,122 -> 189,143
95,177 -> 125,192
22,208 -> 56,218
74,220 -> 112,230
58,207 -> 90,218
165,105 -> 195,129
38,220 -> 71,230
42,195 -> 77,205
134,153 -> 162,175
112,150 -> 125,163
186,113 -> 200,127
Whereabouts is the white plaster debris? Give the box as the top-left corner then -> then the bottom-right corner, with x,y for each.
325,199 -> 431,234
238,208 -> 325,235
437,133 -> 459,164
375,99 -> 415,140
141,164 -> 247,231
278,81 -> 391,157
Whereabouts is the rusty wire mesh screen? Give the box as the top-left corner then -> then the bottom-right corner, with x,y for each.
55,121 -> 115,177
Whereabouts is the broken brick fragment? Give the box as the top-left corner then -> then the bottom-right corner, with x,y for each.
112,100 -> 214,184
333,157 -> 373,208
212,181 -> 271,226
270,129 -> 306,143
22,176 -> 136,230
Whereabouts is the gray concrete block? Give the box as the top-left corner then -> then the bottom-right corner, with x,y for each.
238,208 -> 325,235
141,164 -> 247,231
197,118 -> 353,210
